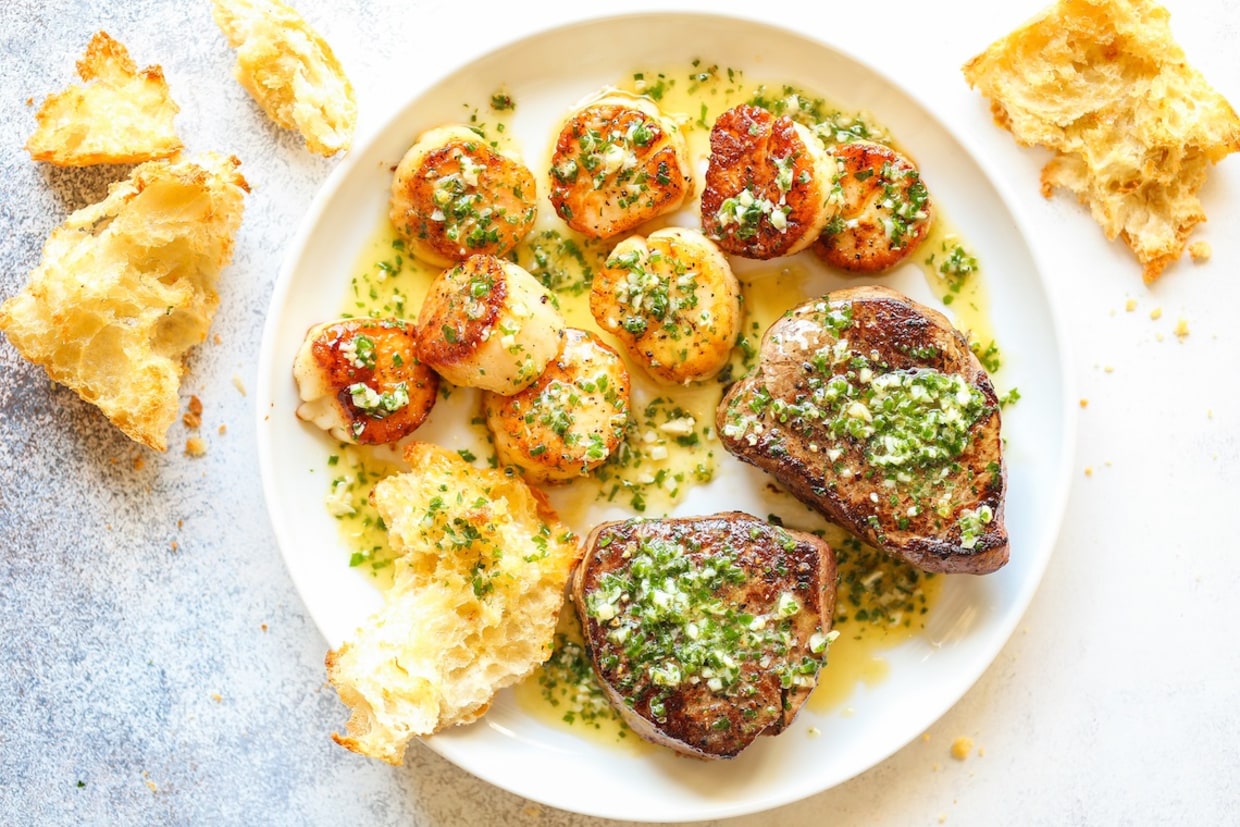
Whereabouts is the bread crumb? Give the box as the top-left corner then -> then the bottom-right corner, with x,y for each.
1104,365 -> 1115,373
169,540 -> 178,551
232,374 -> 248,396
950,736 -> 973,760
183,395 -> 203,429
1174,318 -> 1190,339
939,815 -> 947,824
1150,307 -> 1163,320
922,732 -> 932,742
1084,466 -> 1093,477
210,692 -> 223,703
213,333 -> 223,345
1125,298 -> 1137,312
978,746 -> 986,757
142,771 -> 157,793
185,437 -> 207,457
218,424 -> 228,435
521,804 -> 543,819
1079,398 -> 1088,408
133,456 -> 145,470
807,725 -> 821,738
261,623 -> 269,632
1189,240 -> 1212,261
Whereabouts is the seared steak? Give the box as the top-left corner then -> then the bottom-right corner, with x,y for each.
717,285 -> 1008,574
572,512 -> 836,759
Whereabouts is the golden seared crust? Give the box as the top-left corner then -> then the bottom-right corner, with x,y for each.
717,285 -> 1008,575
416,255 -> 506,370
700,104 -> 836,260
572,513 -> 836,759
548,92 -> 694,239
211,0 -> 356,156
962,0 -> 1240,282
813,141 -> 933,273
590,227 -> 740,385
484,328 -> 631,484
326,442 -> 580,764
293,318 -> 438,445
0,153 -> 248,451
391,126 -> 538,267
414,255 -> 565,395
25,31 -> 182,166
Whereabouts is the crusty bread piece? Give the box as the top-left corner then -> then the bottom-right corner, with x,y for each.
25,31 -> 183,166
211,0 -> 356,156
963,0 -> 1240,282
0,153 -> 249,451
325,442 -> 581,765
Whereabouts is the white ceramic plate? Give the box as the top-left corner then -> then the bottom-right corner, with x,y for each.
257,11 -> 1075,822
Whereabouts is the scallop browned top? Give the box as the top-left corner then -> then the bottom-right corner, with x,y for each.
414,255 -> 507,369
390,133 -> 537,265
547,96 -> 693,239
700,104 -> 834,260
813,140 -> 933,273
303,318 -> 439,445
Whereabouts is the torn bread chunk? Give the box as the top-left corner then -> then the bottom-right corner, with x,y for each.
25,31 -> 183,166
963,0 -> 1240,282
211,0 -> 356,156
325,442 -> 581,765
0,153 -> 249,451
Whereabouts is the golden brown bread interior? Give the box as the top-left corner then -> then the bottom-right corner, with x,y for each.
325,442 -> 581,765
211,0 -> 356,156
963,0 -> 1240,282
0,153 -> 249,451
25,31 -> 183,166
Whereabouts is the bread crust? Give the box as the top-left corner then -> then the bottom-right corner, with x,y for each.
25,31 -> 183,166
211,0 -> 356,156
0,153 -> 248,451
963,0 -> 1240,282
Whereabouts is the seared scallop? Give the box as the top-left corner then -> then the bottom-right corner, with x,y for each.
293,318 -> 439,445
548,91 -> 693,239
700,103 -> 838,260
484,328 -> 631,484
813,140 -> 933,273
590,226 -> 740,385
390,125 -> 538,267
415,254 -> 565,395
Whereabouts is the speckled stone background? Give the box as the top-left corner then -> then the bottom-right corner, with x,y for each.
3,1 -> 1239,825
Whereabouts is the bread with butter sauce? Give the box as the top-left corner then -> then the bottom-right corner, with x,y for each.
325,442 -> 580,765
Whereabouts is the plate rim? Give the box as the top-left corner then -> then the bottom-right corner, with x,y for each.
255,8 -> 1079,821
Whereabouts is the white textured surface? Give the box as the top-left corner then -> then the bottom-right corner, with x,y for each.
1,1 -> 1238,824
